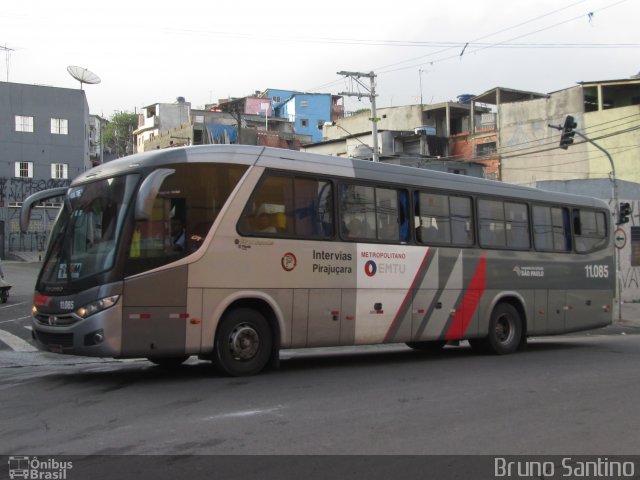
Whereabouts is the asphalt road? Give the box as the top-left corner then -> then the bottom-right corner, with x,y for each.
2,333 -> 640,456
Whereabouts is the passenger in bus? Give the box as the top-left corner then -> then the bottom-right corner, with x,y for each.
254,211 -> 277,233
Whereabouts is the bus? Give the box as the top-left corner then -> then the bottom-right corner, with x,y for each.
21,145 -> 615,376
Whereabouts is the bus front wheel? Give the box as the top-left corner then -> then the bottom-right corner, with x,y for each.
485,303 -> 522,355
214,308 -> 273,376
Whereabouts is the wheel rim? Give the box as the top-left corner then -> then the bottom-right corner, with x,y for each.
228,323 -> 260,361
495,314 -> 515,345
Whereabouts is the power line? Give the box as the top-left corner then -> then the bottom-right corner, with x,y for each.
377,0 -> 630,75
303,0 -> 629,92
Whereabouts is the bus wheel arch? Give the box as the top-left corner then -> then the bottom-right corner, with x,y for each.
213,298 -> 280,376
476,296 -> 527,355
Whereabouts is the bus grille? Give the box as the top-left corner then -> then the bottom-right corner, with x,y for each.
34,313 -> 78,326
35,331 -> 74,348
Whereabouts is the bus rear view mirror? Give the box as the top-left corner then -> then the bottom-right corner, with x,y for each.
135,169 -> 175,221
20,187 -> 69,233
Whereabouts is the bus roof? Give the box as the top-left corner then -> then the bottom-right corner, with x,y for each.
75,145 -> 608,209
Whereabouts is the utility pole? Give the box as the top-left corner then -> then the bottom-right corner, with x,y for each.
337,70 -> 379,162
549,116 -> 622,322
1,44 -> 15,82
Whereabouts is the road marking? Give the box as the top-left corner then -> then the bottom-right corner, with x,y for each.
0,316 -> 33,324
24,325 -> 32,331
0,301 -> 27,310
204,405 -> 285,421
0,329 -> 37,352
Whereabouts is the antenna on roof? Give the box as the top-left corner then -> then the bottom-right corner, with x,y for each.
66,65 -> 101,90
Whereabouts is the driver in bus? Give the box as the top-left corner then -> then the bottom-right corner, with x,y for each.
171,218 -> 186,251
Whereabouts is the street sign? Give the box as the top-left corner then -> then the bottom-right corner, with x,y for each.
614,227 -> 627,249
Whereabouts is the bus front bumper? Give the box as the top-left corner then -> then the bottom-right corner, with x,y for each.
31,303 -> 123,358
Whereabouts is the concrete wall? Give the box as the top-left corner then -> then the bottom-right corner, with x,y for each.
157,102 -> 191,131
0,82 -> 89,256
499,87 -> 588,185
244,97 -> 272,117
583,104 -> 640,183
323,105 -> 425,141
279,94 -> 332,143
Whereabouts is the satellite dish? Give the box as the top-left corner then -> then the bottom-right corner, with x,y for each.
66,65 -> 101,90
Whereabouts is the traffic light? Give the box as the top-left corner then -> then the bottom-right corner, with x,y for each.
618,202 -> 631,225
559,115 -> 577,149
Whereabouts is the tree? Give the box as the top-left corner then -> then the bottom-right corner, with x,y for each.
103,111 -> 138,158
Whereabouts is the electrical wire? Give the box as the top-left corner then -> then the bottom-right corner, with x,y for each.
377,0 -> 631,75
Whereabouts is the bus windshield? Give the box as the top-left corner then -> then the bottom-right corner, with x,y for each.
39,174 -> 139,289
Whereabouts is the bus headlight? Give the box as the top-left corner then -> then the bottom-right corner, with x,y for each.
76,295 -> 120,319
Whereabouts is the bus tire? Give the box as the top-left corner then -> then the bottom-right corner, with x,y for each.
147,355 -> 189,368
214,308 -> 272,377
485,303 -> 522,355
406,340 -> 446,352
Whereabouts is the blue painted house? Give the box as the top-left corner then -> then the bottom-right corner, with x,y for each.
263,89 -> 343,143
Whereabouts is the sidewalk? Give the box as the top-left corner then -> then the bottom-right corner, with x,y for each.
618,302 -> 640,329
5,251 -> 43,263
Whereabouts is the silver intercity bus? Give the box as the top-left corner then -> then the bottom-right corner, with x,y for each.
21,145 -> 615,376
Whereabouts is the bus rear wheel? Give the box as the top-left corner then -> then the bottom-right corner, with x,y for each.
485,303 -> 522,355
214,308 -> 272,377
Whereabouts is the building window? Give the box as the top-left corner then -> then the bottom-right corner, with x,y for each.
15,115 -> 34,133
51,118 -> 69,135
476,141 -> 496,157
51,163 -> 68,179
272,96 -> 281,103
300,119 -> 309,128
15,161 -> 34,178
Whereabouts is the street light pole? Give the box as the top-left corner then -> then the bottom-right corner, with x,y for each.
549,120 -> 622,322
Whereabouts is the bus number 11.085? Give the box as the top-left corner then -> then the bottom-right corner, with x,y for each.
585,264 -> 609,278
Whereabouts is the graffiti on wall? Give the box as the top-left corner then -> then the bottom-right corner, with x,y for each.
0,177 -> 70,204
1,177 -> 71,253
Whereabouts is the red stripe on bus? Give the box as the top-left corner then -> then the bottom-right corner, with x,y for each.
384,248 -> 431,342
445,255 -> 486,340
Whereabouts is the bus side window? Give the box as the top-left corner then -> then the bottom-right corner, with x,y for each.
294,178 -> 334,238
375,187 -> 400,242
505,202 -> 530,249
533,205 -> 571,252
478,199 -> 506,248
450,195 -> 473,246
398,190 -> 409,243
574,208 -> 607,253
340,184 -> 376,241
415,191 -> 450,245
238,175 -> 293,236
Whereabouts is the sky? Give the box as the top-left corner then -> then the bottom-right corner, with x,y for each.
2,0 -> 639,118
